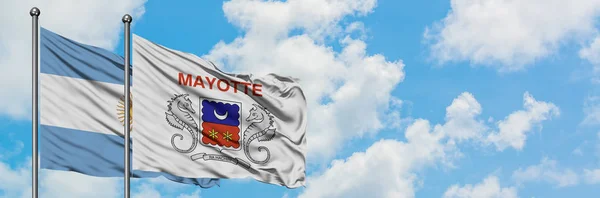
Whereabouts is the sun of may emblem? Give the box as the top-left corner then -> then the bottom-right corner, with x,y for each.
117,93 -> 133,131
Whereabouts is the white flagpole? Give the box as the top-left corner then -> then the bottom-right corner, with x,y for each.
122,14 -> 132,198
30,7 -> 40,198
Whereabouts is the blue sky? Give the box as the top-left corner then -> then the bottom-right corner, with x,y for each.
2,0 -> 600,197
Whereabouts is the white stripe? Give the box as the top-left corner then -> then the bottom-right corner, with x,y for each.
40,73 -> 124,136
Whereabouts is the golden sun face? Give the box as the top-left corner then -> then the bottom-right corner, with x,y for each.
117,93 -> 133,131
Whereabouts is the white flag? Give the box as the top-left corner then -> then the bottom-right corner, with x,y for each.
131,35 -> 307,188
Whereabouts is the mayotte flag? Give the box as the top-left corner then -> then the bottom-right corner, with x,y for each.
132,34 -> 307,188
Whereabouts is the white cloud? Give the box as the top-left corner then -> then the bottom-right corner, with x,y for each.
581,36 -> 600,66
132,176 -> 203,198
440,92 -> 487,142
0,157 -> 122,198
486,92 -> 560,151
298,91 -> 559,197
206,0 -> 405,162
0,157 -> 203,198
583,169 -> 600,184
220,0 -> 376,41
573,147 -> 584,156
512,157 -> 579,188
176,190 -> 201,198
345,22 -> 367,40
0,140 -> 24,160
298,123 -> 445,198
443,175 -> 518,198
582,96 -> 600,125
40,170 -> 122,198
132,183 -> 162,198
0,158 -> 30,198
298,92 -> 487,198
383,98 -> 413,130
580,36 -> 600,82
571,132 -> 599,157
580,133 -> 600,182
0,0 -> 147,119
425,0 -> 600,72
596,132 -> 600,160
0,140 -> 199,198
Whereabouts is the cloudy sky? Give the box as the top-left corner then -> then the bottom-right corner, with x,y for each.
2,0 -> 600,197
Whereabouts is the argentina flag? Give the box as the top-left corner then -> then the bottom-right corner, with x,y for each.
38,27 -> 219,187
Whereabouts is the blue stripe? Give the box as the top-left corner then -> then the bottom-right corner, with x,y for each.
40,125 -> 219,188
40,27 -> 131,85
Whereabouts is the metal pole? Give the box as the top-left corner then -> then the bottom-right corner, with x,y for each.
122,14 -> 132,198
30,7 -> 40,198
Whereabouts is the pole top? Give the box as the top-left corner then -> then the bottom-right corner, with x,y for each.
122,14 -> 132,23
30,7 -> 40,17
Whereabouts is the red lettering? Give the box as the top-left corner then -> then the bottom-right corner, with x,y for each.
178,74 -> 262,97
178,73 -> 193,86
252,84 -> 263,96
240,82 -> 251,94
231,81 -> 241,93
217,79 -> 230,91
194,76 -> 205,88
205,77 -> 216,89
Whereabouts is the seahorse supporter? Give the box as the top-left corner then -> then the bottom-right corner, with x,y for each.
177,72 -> 263,96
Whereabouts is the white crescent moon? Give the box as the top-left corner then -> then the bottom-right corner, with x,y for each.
214,110 -> 228,120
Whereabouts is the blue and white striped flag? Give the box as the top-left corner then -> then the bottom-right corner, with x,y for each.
39,27 -> 219,187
